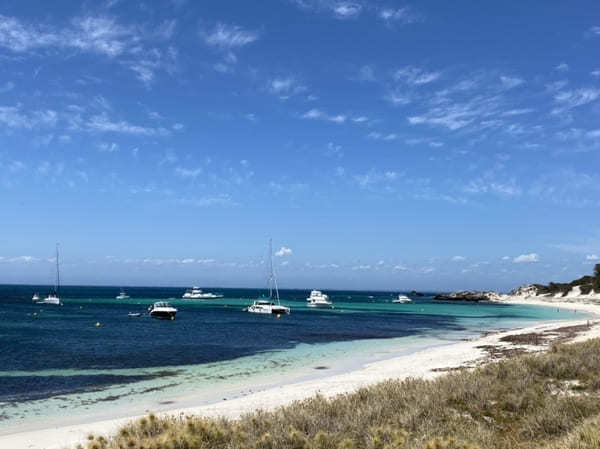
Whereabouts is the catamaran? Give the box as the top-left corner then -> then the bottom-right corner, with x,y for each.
247,239 -> 290,315
306,290 -> 333,308
182,287 -> 224,299
39,244 -> 62,305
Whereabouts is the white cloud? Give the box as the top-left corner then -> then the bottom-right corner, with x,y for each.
7,255 -> 40,263
586,254 -> 599,261
408,95 -> 501,131
352,264 -> 371,270
394,66 -> 440,85
555,62 -> 569,72
501,108 -> 534,117
87,113 -> 169,136
268,77 -> 306,99
203,23 -> 259,50
275,246 -> 292,257
332,2 -> 362,19
513,253 -> 539,263
301,108 -> 346,123
451,256 -> 466,262
378,7 -> 421,24
499,75 -> 524,89
98,142 -> 119,152
175,167 -> 202,178
552,88 -> 600,113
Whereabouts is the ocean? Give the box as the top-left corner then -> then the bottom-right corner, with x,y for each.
0,284 -> 582,429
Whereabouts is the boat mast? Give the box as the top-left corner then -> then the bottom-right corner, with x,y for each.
55,243 -> 60,296
268,238 -> 280,304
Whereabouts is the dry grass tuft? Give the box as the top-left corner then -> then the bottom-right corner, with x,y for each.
81,338 -> 600,449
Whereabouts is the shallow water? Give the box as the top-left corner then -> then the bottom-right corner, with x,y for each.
0,285 -> 583,428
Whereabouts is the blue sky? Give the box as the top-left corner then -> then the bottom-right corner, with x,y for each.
1,0 -> 600,291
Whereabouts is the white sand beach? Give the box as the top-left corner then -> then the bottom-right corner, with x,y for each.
3,298 -> 600,449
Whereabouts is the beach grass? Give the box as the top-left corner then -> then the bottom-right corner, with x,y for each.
79,338 -> 600,449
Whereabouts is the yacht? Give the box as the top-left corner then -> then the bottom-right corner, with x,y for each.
39,244 -> 62,305
247,299 -> 291,315
116,289 -> 130,300
32,293 -> 40,302
182,287 -> 224,299
306,290 -> 333,308
247,239 -> 290,315
392,294 -> 412,303
148,302 -> 177,319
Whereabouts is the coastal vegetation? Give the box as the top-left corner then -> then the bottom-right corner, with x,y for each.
525,264 -> 600,297
81,337 -> 600,449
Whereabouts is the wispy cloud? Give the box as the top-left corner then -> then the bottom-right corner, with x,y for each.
175,167 -> 203,178
0,105 -> 57,129
267,77 -> 307,99
87,113 -> 169,136
394,66 -> 441,85
0,15 -> 176,84
552,88 -> 600,113
202,23 -> 259,50
301,108 -> 346,123
378,7 -> 421,25
499,75 -> 524,89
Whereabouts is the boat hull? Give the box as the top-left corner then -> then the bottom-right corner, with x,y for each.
150,310 -> 177,319
307,302 -> 333,308
247,305 -> 290,315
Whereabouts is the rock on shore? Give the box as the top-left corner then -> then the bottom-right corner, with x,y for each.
434,291 -> 505,302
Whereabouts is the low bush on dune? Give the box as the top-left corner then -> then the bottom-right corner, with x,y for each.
79,339 -> 600,449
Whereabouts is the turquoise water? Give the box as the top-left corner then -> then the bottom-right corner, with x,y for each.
0,285 -> 585,431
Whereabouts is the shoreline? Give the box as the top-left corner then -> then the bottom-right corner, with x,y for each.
2,299 -> 600,449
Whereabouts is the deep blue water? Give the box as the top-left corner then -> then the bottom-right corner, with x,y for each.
0,284 -> 576,405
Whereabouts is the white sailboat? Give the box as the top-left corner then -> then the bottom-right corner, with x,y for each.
247,239 -> 290,315
39,244 -> 62,305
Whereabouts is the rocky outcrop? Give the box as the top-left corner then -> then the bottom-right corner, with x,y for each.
410,290 -> 425,297
434,290 -> 504,302
509,285 -> 540,298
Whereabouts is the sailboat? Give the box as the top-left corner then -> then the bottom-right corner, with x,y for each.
247,239 -> 290,315
39,244 -> 62,305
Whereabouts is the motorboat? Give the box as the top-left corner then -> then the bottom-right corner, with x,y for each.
306,290 -> 333,308
116,289 -> 130,300
182,287 -> 224,299
247,239 -> 290,315
32,293 -> 40,302
148,301 -> 177,319
392,294 -> 412,303
40,244 -> 62,306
